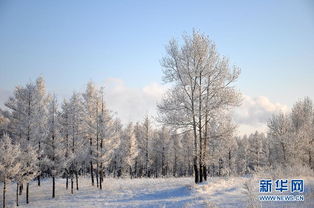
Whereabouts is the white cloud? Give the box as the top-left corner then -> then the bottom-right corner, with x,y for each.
102,80 -> 290,136
0,78 -> 291,137
103,78 -> 167,124
233,95 -> 289,136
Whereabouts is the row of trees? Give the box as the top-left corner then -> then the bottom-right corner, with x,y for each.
207,97 -> 314,177
0,31 -> 243,206
0,79 -> 121,207
267,97 -> 314,169
1,31 -> 313,208
2,92 -> 312,207
0,76 -> 201,207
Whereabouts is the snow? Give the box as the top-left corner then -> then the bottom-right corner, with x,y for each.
0,177 -> 208,208
194,177 -> 314,208
1,177 -> 314,208
194,177 -> 247,207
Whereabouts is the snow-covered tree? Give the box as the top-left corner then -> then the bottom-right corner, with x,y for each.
247,132 -> 267,172
137,116 -> 152,177
82,81 -> 100,186
158,31 -> 241,183
235,136 -> 249,175
33,77 -> 49,186
0,134 -> 21,208
267,112 -> 292,166
120,123 -> 138,177
44,95 -> 67,198
5,77 -> 48,187
58,99 -> 72,189
15,145 -> 38,205
290,97 -> 314,168
0,110 -> 10,137
151,126 -> 171,177
181,131 -> 194,176
67,92 -> 87,194
96,91 -> 118,189
108,119 -> 123,178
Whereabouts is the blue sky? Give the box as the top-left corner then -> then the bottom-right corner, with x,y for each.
0,0 -> 313,134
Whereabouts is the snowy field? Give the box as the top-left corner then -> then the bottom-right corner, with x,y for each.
1,177 -> 314,208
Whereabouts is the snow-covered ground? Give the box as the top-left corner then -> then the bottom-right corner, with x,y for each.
1,177 -> 314,208
194,177 -> 314,208
1,177 -> 208,208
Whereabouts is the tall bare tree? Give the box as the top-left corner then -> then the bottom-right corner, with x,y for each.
158,31 -> 241,183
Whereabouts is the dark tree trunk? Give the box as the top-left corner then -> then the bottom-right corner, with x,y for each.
16,183 -> 19,207
26,183 -> 29,204
90,138 -> 94,186
199,163 -> 203,183
99,171 -> 103,190
99,163 -> 103,190
66,175 -> 69,190
75,171 -> 79,190
90,161 -> 94,186
228,150 -> 232,176
161,148 -> 165,176
96,167 -> 99,188
194,158 -> 199,183
134,160 -> 137,178
37,175 -> 40,186
192,89 -> 199,184
19,184 -> 23,195
3,180 -> 6,208
52,177 -> 55,198
71,177 -> 73,194
198,73 -> 203,183
203,166 -> 207,181
218,158 -> 223,176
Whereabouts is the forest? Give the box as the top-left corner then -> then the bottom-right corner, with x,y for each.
0,32 -> 313,208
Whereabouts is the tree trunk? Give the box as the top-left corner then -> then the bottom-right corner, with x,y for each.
282,143 -> 286,164
90,161 -> 94,186
199,163 -> 203,183
19,184 -> 23,195
75,171 -> 79,190
203,166 -> 207,181
16,183 -> 19,207
193,157 -> 199,183
90,138 -> 94,186
71,177 -> 73,194
134,161 -> 137,178
52,176 -> 55,198
198,73 -> 204,183
26,183 -> 29,204
161,148 -> 165,176
99,163 -> 103,190
193,126 -> 199,183
3,179 -> 6,208
66,175 -> 69,190
203,66 -> 212,182
99,171 -> 102,190
229,150 -> 232,176
96,167 -> 99,188
37,175 -> 40,186
191,87 -> 199,183
146,140 -> 149,177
